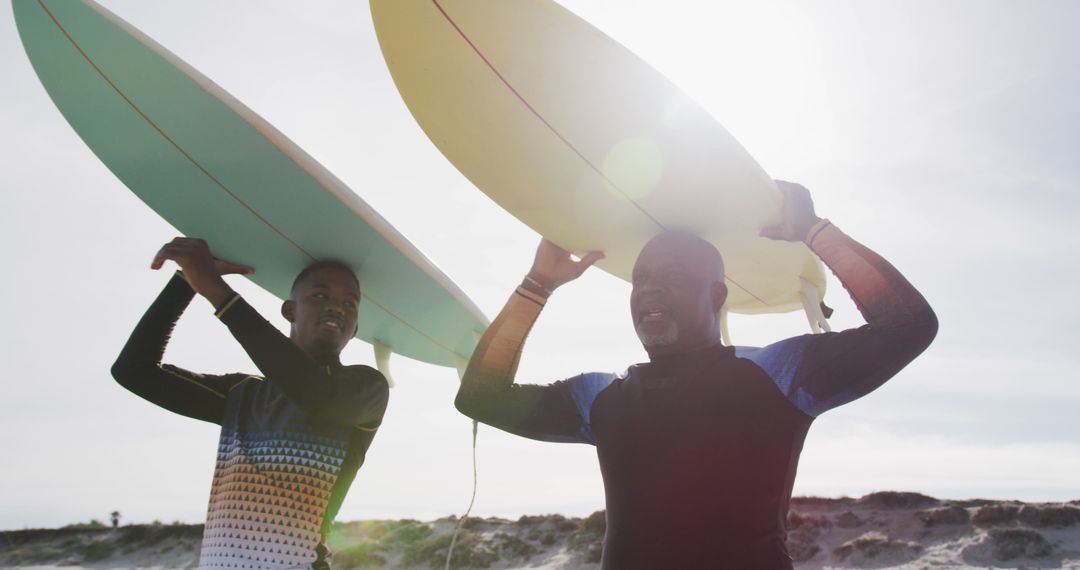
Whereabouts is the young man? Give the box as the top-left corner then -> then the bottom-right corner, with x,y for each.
112,237 -> 389,570
455,182 -> 938,569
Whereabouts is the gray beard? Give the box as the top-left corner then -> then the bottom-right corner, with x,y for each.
635,321 -> 680,348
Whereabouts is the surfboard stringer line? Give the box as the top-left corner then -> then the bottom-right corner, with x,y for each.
425,0 -> 775,310
32,0 -> 487,370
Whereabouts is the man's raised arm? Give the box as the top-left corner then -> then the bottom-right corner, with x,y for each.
137,237 -> 388,429
111,270 -> 252,425
752,181 -> 939,416
455,240 -> 605,443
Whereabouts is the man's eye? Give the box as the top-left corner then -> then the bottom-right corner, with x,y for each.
313,292 -> 328,300
344,301 -> 357,311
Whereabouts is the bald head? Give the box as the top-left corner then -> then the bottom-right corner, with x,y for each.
630,230 -> 727,358
638,230 -> 725,282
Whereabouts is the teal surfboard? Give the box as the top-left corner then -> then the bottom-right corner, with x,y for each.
14,0 -> 488,373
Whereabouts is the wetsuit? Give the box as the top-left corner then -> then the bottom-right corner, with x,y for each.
112,274 -> 389,570
456,221 -> 937,569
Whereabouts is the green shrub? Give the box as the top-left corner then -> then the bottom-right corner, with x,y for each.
62,520 -> 107,530
381,520 -> 433,547
403,531 -> 498,570
334,541 -> 386,568
492,532 -> 537,560
81,541 -> 115,562
569,511 -> 605,549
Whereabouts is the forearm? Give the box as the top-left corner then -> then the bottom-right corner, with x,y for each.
216,296 -> 331,400
807,220 -> 937,339
455,239 -> 604,439
455,282 -> 550,425
112,274 -> 195,382
776,220 -> 939,415
111,274 -> 230,423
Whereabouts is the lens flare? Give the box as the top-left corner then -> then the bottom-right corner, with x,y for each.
601,136 -> 665,201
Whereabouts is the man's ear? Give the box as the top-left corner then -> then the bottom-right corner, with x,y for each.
281,299 -> 296,323
351,295 -> 361,336
711,281 -> 728,312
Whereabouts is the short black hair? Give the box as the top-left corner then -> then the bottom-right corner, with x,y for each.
291,260 -> 359,294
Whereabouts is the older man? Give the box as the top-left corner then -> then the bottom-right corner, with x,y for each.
455,182 -> 937,569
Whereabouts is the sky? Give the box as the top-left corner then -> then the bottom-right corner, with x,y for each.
1,0 -> 1078,529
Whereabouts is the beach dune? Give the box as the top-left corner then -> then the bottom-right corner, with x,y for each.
3,493 -> 1078,569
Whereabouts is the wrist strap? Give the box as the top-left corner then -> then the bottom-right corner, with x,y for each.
805,218 -> 832,247
515,286 -> 548,307
214,292 -> 242,318
520,275 -> 553,299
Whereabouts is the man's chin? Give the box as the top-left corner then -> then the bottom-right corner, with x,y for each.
635,323 -> 679,349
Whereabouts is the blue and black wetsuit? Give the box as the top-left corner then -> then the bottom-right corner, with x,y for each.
112,274 -> 389,569
456,221 -> 937,569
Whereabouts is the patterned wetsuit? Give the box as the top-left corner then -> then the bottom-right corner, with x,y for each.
112,275 -> 389,569
456,222 -> 938,569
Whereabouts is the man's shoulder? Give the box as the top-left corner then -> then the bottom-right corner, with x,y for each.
734,334 -> 817,369
548,372 -> 619,446
340,363 -> 383,376
216,373 -> 267,403
338,364 -> 389,388
554,371 -> 619,405
732,335 -> 822,416
557,371 -> 619,388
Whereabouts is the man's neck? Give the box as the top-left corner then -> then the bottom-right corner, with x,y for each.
302,346 -> 342,367
646,337 -> 724,362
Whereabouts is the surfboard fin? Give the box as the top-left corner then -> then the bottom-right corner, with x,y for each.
452,331 -> 482,380
800,278 -> 832,334
373,340 -> 395,387
452,353 -> 469,381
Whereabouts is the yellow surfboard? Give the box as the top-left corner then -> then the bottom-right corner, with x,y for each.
372,0 -> 829,329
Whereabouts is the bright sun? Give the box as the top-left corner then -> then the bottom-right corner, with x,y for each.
561,0 -> 836,177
